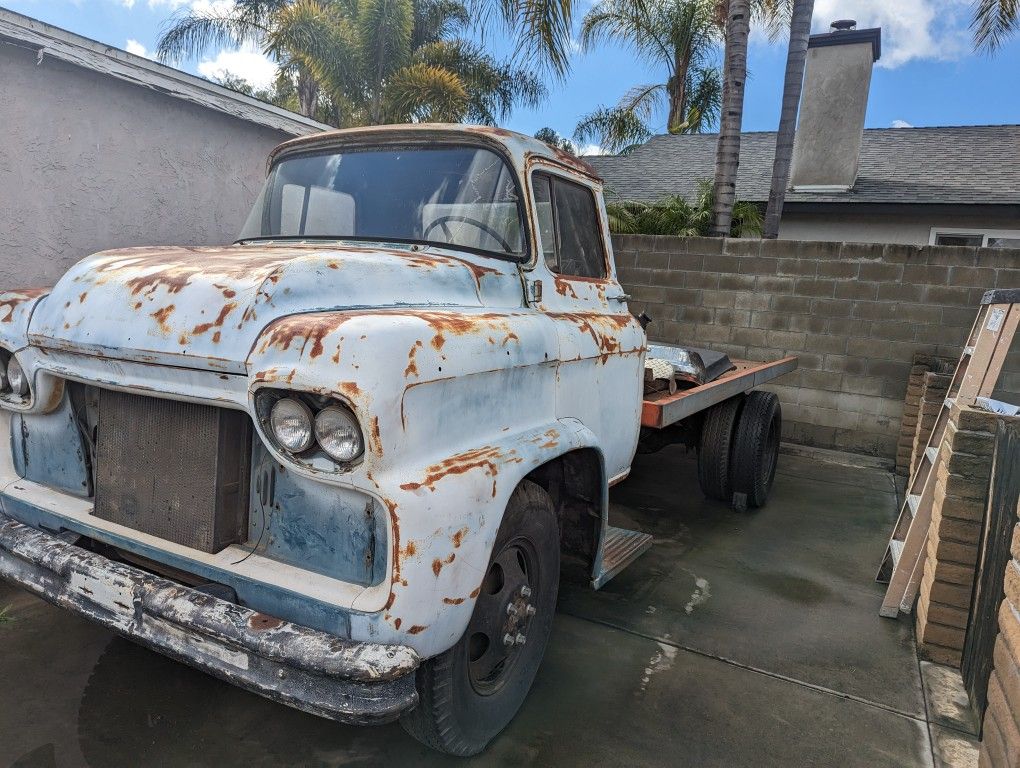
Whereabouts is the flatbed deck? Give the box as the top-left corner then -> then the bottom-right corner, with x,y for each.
641,356 -> 799,429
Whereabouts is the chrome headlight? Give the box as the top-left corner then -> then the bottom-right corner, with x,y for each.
269,397 -> 314,453
6,357 -> 28,398
315,405 -> 364,462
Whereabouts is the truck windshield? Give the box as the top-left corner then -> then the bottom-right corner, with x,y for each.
238,145 -> 526,258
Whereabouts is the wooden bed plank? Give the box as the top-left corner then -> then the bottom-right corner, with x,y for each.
641,356 -> 798,429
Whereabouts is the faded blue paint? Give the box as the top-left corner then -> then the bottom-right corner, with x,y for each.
249,442 -> 385,586
0,492 -> 355,637
10,394 -> 90,497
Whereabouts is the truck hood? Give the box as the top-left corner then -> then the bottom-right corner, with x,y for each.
28,243 -> 521,374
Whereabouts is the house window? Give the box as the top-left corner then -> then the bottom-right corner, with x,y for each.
930,228 -> 1020,248
935,233 -> 984,247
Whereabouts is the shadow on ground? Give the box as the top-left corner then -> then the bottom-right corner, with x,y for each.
0,449 -> 931,767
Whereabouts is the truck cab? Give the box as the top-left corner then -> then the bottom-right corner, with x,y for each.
0,125 -> 654,754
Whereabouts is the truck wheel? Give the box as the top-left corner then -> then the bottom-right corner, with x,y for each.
730,391 -> 782,509
400,480 -> 559,755
697,395 -> 745,502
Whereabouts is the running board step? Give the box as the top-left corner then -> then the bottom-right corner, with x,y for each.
591,526 -> 653,589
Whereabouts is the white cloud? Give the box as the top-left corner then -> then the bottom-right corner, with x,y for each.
197,43 -> 277,90
810,0 -> 971,68
577,144 -> 604,156
121,0 -> 136,8
124,39 -> 151,58
891,119 -> 913,128
147,0 -> 193,8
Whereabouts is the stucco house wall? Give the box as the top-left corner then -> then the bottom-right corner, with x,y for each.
0,13 -> 326,288
778,207 -> 1020,245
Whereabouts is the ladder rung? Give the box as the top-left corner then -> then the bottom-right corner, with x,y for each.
890,539 -> 904,568
907,494 -> 921,517
925,446 -> 937,464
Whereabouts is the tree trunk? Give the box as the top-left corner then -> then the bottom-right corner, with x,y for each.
667,50 -> 691,133
297,67 -> 319,118
710,0 -> 750,237
763,0 -> 814,239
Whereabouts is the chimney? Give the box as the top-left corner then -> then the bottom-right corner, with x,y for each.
790,20 -> 882,191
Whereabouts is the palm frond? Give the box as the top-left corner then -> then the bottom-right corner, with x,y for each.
413,0 -> 470,47
972,0 -> 1019,51
156,5 -> 271,63
574,105 -> 652,154
384,62 -> 469,121
358,0 -> 415,85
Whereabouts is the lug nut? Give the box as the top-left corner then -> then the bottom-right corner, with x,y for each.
525,605 -> 536,617
515,632 -> 526,645
503,633 -> 515,646
506,604 -> 518,616
520,586 -> 532,598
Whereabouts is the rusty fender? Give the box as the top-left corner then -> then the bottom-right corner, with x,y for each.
0,516 -> 420,724
0,289 -> 64,414
247,309 -> 605,657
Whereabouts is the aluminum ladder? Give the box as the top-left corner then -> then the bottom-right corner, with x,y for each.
877,289 -> 1020,618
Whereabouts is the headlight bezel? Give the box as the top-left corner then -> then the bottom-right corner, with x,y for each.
255,387 -> 366,472
0,348 -> 31,405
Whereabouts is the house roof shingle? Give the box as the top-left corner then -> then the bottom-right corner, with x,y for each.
587,125 -> 1020,206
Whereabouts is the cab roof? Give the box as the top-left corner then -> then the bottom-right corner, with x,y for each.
268,123 -> 601,182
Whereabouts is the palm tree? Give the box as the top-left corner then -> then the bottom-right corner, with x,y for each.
572,0 -> 723,153
606,180 -> 762,236
710,0 -> 788,236
973,0 -> 1019,50
156,0 -> 544,125
762,0 -> 813,239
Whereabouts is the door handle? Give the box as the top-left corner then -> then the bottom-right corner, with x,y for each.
607,293 -> 631,302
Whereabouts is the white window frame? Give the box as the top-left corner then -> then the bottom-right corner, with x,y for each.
928,227 -> 1020,246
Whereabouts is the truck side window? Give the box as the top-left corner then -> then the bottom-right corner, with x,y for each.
533,172 -> 607,280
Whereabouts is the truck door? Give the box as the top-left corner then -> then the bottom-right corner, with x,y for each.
526,166 -> 645,482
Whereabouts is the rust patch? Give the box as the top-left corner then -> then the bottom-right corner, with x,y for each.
0,288 -> 49,323
79,291 -> 88,303
339,381 -> 361,400
150,305 -> 175,334
193,302 -> 237,336
553,277 -> 579,299
432,558 -> 442,576
403,541 -> 417,557
443,597 -> 465,605
394,618 -> 402,629
407,625 -> 427,634
400,446 -> 503,492
258,313 -> 345,360
469,587 -> 480,598
370,416 -> 381,455
404,340 -> 422,378
249,613 -> 283,631
452,527 -> 468,548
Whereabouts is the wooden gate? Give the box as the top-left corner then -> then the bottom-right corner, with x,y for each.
963,420 -> 1020,731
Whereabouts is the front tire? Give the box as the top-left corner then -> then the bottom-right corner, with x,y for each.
400,480 -> 559,756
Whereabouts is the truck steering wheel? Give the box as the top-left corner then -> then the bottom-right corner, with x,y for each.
424,215 -> 515,254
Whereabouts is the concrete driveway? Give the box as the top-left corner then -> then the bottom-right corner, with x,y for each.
0,448 -> 934,767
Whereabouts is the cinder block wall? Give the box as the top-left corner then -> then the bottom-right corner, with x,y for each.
613,235 -> 1020,458
979,494 -> 1020,767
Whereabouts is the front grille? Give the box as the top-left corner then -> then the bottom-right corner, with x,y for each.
93,389 -> 251,553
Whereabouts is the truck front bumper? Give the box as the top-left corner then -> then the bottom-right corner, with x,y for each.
0,515 -> 420,725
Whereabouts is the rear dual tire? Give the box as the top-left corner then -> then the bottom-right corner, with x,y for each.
698,391 -> 782,509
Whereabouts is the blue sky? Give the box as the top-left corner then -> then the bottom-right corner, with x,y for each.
4,0 -> 1020,152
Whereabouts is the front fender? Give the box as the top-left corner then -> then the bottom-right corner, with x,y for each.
350,417 -> 606,657
0,289 -> 63,413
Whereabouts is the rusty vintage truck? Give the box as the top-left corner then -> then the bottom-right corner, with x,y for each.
0,124 -> 795,755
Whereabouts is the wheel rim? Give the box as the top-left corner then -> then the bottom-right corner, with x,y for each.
466,536 -> 540,696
